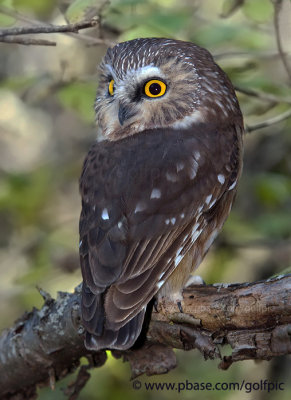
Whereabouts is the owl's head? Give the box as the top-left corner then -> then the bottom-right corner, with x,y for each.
95,38 -> 240,140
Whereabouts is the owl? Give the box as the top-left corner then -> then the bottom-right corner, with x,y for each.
79,38 -> 244,351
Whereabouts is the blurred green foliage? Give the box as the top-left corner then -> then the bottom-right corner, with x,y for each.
0,0 -> 291,399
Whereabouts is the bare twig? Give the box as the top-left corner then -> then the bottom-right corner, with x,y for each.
272,0 -> 291,83
235,85 -> 291,105
0,4 -> 114,47
0,276 -> 290,398
245,108 -> 291,133
214,50 -> 291,60
0,19 -> 98,37
0,36 -> 56,46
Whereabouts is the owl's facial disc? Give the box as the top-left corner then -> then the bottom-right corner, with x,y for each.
104,65 -> 169,128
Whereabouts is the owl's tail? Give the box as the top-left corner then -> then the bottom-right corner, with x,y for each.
81,283 -> 146,351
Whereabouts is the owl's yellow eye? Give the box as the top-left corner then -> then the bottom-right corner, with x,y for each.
108,79 -> 115,96
144,79 -> 167,98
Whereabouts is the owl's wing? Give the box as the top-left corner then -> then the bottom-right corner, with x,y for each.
79,122 -> 242,349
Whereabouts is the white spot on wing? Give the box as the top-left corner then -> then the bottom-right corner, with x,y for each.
157,280 -> 165,289
150,188 -> 161,199
166,172 -> 178,182
176,162 -> 184,172
102,208 -> 109,220
159,271 -> 165,280
79,240 -> 82,248
194,150 -> 200,161
180,213 -> 185,218
204,229 -> 219,251
191,223 -> 202,242
205,194 -> 212,205
175,255 -> 183,266
189,158 -> 199,179
177,246 -> 183,255
217,174 -> 225,184
118,221 -> 123,229
165,219 -> 170,225
171,218 -> 176,225
228,180 -> 237,191
134,202 -> 147,213
209,199 -> 216,208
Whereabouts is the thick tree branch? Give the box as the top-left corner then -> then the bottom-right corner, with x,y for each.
0,275 -> 290,398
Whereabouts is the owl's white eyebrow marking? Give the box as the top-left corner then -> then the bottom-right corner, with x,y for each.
171,110 -> 203,129
205,194 -> 212,205
101,208 -> 109,220
150,188 -> 161,199
166,172 -> 178,182
105,64 -> 116,79
127,65 -> 164,81
228,180 -> 237,191
134,202 -> 147,213
217,174 -> 225,184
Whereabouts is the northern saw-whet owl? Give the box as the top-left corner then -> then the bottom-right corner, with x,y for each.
79,38 -> 244,351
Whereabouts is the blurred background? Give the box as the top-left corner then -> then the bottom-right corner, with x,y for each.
0,0 -> 291,399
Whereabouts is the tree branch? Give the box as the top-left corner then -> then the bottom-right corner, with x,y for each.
272,0 -> 291,84
0,18 -> 102,46
0,5 -> 114,46
0,275 -> 290,398
235,85 -> 291,105
0,19 -> 99,36
245,108 -> 291,133
0,36 -> 56,46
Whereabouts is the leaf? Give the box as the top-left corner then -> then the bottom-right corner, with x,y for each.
0,0 -> 16,27
254,173 -> 291,208
65,0 -> 106,23
13,0 -> 57,18
221,0 -> 245,18
242,0 -> 273,23
57,82 -> 96,123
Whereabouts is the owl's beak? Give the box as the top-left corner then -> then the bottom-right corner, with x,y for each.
118,103 -> 135,126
